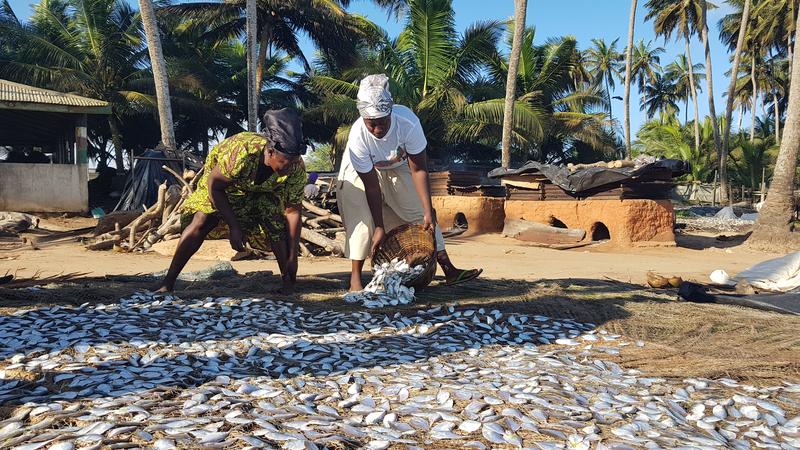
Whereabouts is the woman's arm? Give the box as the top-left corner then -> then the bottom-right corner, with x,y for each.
207,166 -> 245,251
357,169 -> 386,256
407,151 -> 435,230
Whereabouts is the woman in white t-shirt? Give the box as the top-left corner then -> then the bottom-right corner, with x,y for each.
337,74 -> 482,291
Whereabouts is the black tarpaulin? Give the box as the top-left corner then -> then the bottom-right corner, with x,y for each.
487,159 -> 690,194
113,150 -> 172,212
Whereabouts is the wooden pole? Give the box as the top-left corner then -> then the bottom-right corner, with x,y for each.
712,171 -> 718,207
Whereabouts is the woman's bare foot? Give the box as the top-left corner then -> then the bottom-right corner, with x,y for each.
155,284 -> 173,293
272,281 -> 295,296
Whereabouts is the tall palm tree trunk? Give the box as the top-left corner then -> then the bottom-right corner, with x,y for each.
501,0 -> 528,169
748,11 -> 800,250
700,0 -> 723,200
774,94 -> 781,144
721,0 -> 751,204
246,0 -> 258,132
256,23 -> 271,94
109,116 -> 125,174
790,2 -> 795,77
139,0 -> 176,151
685,37 -> 701,152
606,77 -> 614,125
738,105 -> 744,130
750,55 -> 757,143
623,0 -> 637,160
685,90 -> 689,125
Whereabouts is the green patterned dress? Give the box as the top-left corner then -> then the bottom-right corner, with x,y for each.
181,132 -> 306,250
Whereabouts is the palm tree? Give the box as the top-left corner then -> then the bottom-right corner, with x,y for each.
631,40 -> 665,89
751,0 -> 797,64
764,57 -> 790,144
502,0 -> 528,168
307,0 -> 503,165
246,0 -> 257,131
450,28 -> 615,163
640,72 -> 679,119
721,0 -> 751,183
728,136 -> 777,190
635,115 -> 715,181
747,12 -> 800,251
698,0 -> 723,201
138,0 -> 176,150
645,0 -> 703,152
623,0 -> 638,160
584,38 -> 622,125
161,0 -> 372,127
720,2 -> 770,144
1,0 -> 149,173
665,54 -> 704,125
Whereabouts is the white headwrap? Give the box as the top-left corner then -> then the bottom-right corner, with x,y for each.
356,74 -> 393,119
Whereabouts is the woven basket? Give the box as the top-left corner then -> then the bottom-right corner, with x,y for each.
372,224 -> 437,289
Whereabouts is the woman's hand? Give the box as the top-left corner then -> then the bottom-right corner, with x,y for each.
423,209 -> 437,231
370,226 -> 386,257
228,224 -> 246,252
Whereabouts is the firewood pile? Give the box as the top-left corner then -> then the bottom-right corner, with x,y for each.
84,166 -> 199,252
84,169 -> 346,258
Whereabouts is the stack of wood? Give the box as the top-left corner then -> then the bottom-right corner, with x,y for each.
299,199 -> 344,257
84,168 -> 347,258
429,171 -> 482,196
500,161 -> 674,202
0,212 -> 39,236
430,170 -> 505,198
501,172 -> 547,201
84,166 -> 200,252
449,185 -> 506,198
567,159 -> 635,171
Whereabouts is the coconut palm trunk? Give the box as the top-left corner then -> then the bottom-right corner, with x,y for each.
623,0 -> 637,160
722,0 -> 752,205
700,0 -> 723,200
501,0 -> 528,168
685,37 -> 701,152
722,0 -> 750,157
256,23 -> 271,94
109,116 -> 125,174
750,55 -> 757,142
748,11 -> 800,250
790,2 -> 796,76
684,88 -> 689,124
774,94 -> 781,144
246,0 -> 258,132
138,0 -> 176,151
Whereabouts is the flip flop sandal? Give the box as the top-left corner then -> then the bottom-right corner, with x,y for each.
445,268 -> 483,286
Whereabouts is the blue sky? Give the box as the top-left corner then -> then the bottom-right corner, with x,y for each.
7,0 -> 738,135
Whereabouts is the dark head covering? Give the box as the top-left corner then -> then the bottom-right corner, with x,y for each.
262,108 -> 306,156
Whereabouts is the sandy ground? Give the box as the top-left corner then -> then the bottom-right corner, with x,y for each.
0,231 -> 782,285
2,225 -> 799,385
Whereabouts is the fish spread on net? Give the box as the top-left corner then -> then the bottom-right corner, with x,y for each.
343,258 -> 425,308
1,292 -> 799,449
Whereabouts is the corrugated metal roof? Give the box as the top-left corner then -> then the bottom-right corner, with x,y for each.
0,79 -> 109,108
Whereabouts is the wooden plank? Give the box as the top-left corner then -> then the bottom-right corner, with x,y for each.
503,219 -> 585,244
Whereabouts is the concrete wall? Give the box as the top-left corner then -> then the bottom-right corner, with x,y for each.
0,163 -> 88,212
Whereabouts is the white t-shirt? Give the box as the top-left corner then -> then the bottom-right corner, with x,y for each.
339,105 -> 427,176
